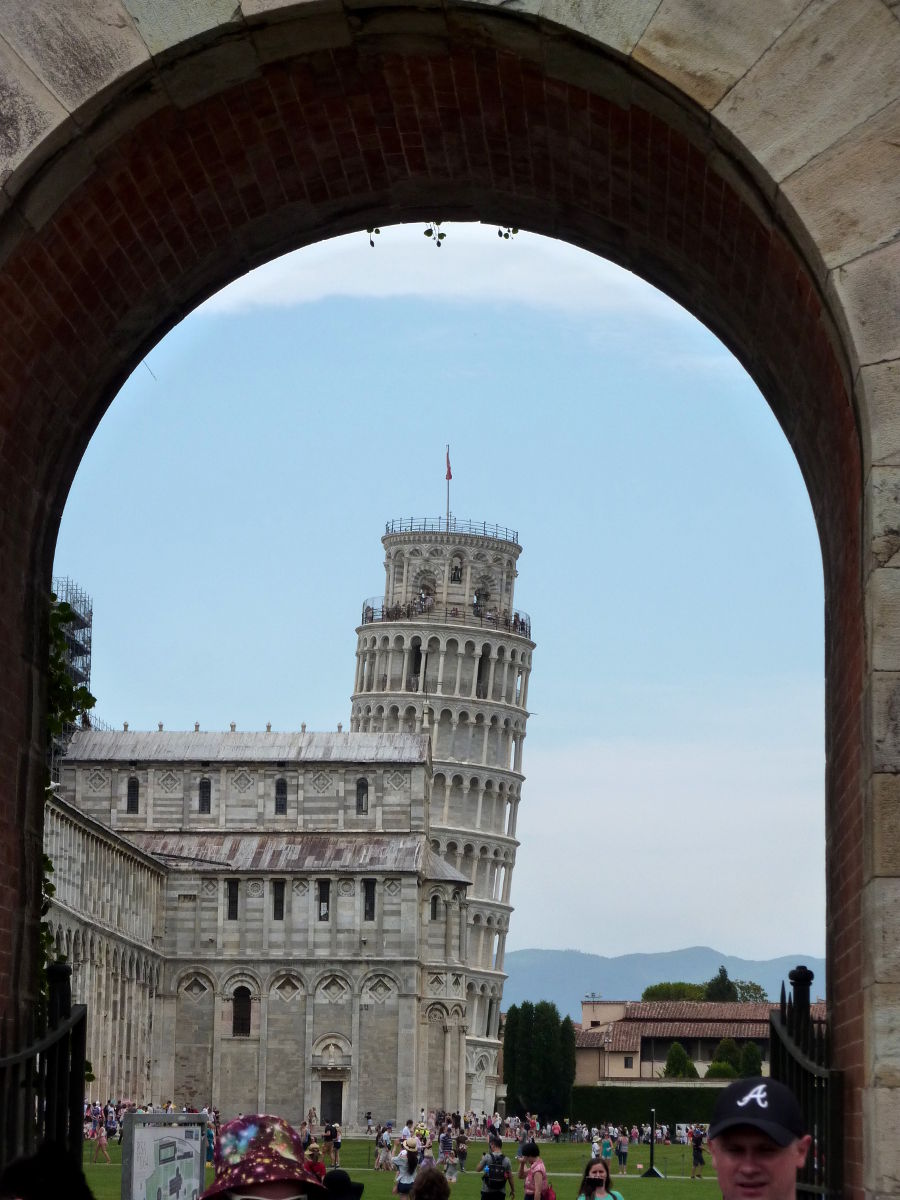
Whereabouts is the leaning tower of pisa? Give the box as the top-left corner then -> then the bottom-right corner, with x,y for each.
350,517 -> 534,1115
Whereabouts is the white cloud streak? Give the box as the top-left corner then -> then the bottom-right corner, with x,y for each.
199,225 -> 692,323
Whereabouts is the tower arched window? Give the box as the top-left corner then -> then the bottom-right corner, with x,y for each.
126,776 -> 139,813
356,778 -> 369,814
275,777 -> 287,815
232,986 -> 251,1037
198,777 -> 211,814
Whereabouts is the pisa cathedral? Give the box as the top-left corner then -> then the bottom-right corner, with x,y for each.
46,518 -> 534,1125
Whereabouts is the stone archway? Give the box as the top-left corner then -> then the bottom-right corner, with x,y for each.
0,4 -> 898,1193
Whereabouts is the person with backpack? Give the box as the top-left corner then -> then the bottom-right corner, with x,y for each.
519,1141 -> 553,1200
477,1133 -> 515,1200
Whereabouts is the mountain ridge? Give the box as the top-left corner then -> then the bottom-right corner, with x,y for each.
502,946 -> 826,1018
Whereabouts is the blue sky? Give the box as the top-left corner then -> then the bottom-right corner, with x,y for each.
54,224 -> 825,961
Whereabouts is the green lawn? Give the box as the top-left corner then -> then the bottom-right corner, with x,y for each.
82,1137 -> 720,1200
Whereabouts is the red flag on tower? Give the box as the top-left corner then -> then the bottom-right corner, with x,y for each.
446,448 -> 452,481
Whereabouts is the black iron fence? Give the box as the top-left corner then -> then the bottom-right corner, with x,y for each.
0,961 -> 86,1171
770,965 -> 841,1200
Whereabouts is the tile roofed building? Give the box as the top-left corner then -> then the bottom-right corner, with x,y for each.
47,723 -> 463,1124
574,997 -> 826,1083
64,729 -> 431,763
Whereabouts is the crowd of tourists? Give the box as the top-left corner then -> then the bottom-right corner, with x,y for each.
1,1078 -> 817,1200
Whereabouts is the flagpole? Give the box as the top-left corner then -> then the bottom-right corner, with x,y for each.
446,443 -> 450,531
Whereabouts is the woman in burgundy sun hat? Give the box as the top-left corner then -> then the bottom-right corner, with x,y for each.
201,1113 -> 326,1199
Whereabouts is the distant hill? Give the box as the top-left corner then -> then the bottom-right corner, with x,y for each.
502,947 -> 826,1017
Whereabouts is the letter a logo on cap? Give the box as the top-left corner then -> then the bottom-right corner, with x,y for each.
736,1084 -> 769,1109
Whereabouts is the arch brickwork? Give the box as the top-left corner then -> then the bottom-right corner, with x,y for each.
0,2 -> 898,1191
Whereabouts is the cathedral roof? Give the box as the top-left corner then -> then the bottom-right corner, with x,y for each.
64,729 -> 430,763
126,831 -> 470,883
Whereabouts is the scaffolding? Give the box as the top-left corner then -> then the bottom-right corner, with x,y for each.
51,576 -> 93,689
49,578 -> 112,780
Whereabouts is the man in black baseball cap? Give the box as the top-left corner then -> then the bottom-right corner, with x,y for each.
707,1078 -> 811,1200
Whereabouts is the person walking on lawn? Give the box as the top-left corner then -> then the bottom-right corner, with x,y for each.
477,1133 -> 515,1200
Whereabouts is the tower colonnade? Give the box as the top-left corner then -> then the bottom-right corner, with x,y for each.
351,518 -> 534,1113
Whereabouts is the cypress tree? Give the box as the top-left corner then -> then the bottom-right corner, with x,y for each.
504,1005 -> 521,1112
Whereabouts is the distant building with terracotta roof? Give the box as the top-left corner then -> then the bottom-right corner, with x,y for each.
576,997 -> 826,1082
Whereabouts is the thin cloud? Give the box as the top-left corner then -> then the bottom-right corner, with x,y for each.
199,225 -> 692,322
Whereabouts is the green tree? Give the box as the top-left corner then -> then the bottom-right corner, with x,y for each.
662,1042 -> 699,1079
532,1000 -> 563,1116
705,1061 -> 738,1079
641,981 -> 706,1001
734,980 -> 769,1003
514,1001 -> 536,1114
739,1042 -> 763,1077
560,1015 -> 576,1115
705,966 -> 739,1002
37,595 -> 97,1028
503,1005 -> 520,1112
712,1037 -> 742,1072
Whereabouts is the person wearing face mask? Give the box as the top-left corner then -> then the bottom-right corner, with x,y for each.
576,1158 -> 624,1200
200,1113 -> 327,1200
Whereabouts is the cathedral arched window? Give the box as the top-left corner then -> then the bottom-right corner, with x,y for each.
430,894 -> 441,921
275,777 -> 287,815
126,776 -> 139,813
232,986 -> 251,1037
356,778 -> 369,815
198,778 -> 211,814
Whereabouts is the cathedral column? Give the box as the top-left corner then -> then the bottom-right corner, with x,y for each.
443,1024 -> 453,1111
457,1025 -> 468,1114
444,898 -> 455,961
349,989 -> 361,1126
257,990 -> 269,1111
212,985 -> 224,1105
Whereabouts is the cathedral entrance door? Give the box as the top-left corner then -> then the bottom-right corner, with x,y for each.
321,1080 -> 343,1125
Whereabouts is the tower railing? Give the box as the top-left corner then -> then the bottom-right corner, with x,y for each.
360,598 -> 531,639
384,517 -> 520,544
